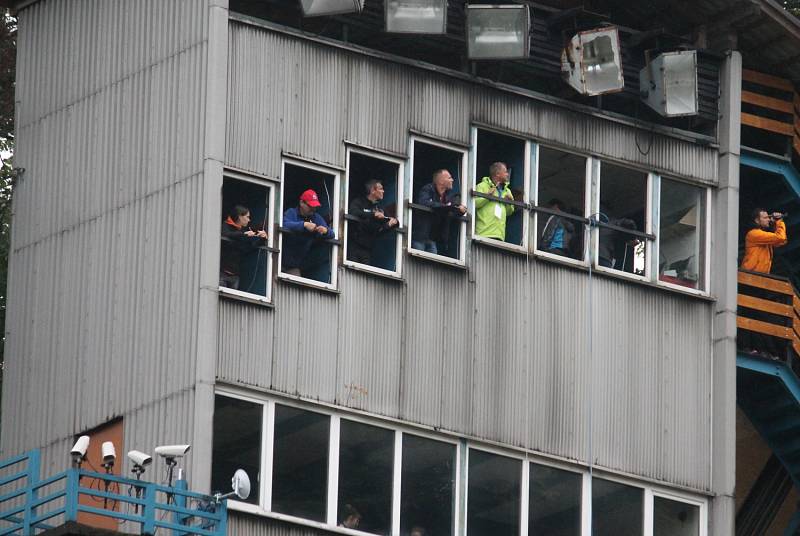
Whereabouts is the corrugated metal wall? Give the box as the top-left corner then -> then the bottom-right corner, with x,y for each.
1,0 -> 211,459
220,21 -> 716,492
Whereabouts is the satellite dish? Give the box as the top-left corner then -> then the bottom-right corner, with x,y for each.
232,469 -> 251,500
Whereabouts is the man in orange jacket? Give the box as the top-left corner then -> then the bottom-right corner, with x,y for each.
741,208 -> 787,274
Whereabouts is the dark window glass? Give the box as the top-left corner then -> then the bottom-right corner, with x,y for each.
220,178 -> 271,296
536,147 -> 587,261
654,496 -> 699,536
280,163 -> 337,284
528,464 -> 581,536
474,129 -> 526,246
409,140 -> 465,260
211,396 -> 262,505
346,152 -> 401,271
659,178 -> 705,290
272,405 -> 330,521
337,420 -> 394,534
598,163 -> 648,274
592,478 -> 643,536
467,449 -> 520,536
401,434 -> 457,536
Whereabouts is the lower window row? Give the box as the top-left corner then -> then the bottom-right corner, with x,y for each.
212,394 -> 706,536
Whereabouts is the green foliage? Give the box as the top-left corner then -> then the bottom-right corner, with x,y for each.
785,0 -> 800,17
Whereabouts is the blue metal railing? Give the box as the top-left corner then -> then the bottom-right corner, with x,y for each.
0,449 -> 227,535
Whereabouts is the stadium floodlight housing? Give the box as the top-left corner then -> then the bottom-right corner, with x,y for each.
466,5 -> 530,60
561,26 -> 624,96
300,0 -> 364,16
386,0 -> 447,34
640,50 -> 698,117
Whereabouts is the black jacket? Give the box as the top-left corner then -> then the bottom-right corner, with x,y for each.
348,196 -> 393,253
220,220 -> 263,276
411,182 -> 461,243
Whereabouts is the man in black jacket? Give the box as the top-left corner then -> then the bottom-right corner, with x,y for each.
348,179 -> 398,265
410,169 -> 467,255
220,205 -> 267,289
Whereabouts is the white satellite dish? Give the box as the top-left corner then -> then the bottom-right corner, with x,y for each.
232,469 -> 251,501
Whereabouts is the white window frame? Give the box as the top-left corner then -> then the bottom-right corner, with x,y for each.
592,162 -> 654,283
469,127 -> 531,254
532,144 -> 592,267
648,488 -> 708,536
218,169 -> 277,305
278,158 -> 342,291
407,136 -> 469,268
464,443 -> 525,536
343,146 -> 405,279
654,176 -> 712,297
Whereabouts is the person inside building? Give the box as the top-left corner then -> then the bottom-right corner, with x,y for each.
282,189 -> 334,278
598,213 -> 638,271
741,208 -> 787,274
348,179 -> 399,265
339,504 -> 362,530
540,198 -> 575,257
474,161 -> 515,242
219,205 -> 268,290
409,526 -> 426,536
411,169 -> 467,255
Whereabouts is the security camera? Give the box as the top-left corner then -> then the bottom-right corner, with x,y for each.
71,436 -> 90,466
127,450 -> 152,468
101,441 -> 116,465
155,445 -> 191,459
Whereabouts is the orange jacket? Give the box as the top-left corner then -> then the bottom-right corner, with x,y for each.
740,220 -> 787,273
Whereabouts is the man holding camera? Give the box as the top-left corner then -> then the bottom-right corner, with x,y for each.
741,208 -> 787,274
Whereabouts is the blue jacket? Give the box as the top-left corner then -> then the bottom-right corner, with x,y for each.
282,207 -> 334,269
411,182 -> 461,243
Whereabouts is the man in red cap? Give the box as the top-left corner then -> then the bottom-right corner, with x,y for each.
282,189 -> 335,278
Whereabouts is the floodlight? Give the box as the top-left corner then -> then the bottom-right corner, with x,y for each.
300,0 -> 364,16
386,0 -> 447,34
561,26 -> 624,96
466,5 -> 530,60
640,50 -> 698,117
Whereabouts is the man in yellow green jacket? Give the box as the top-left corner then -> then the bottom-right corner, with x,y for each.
474,162 -> 515,241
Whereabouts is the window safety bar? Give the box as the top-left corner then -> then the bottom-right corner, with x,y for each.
407,201 -> 470,222
469,189 -> 528,209
220,236 -> 280,253
344,213 -> 407,234
278,226 -> 343,246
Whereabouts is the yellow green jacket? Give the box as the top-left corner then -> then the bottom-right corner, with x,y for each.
474,176 -> 515,241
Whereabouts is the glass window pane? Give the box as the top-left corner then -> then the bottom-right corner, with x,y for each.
337,420 -> 394,534
346,152 -> 401,271
659,179 -> 705,290
474,129 -> 526,246
653,496 -> 699,536
272,405 -> 330,521
592,478 -> 643,536
220,178 -> 271,296
598,163 -> 648,274
401,434 -> 457,536
211,396 -> 262,505
529,464 -> 581,536
467,449 -> 521,536
410,140 -> 465,260
281,163 -> 338,284
536,147 -> 587,261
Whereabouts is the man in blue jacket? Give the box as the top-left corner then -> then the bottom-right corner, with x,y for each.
410,169 -> 467,255
282,189 -> 335,278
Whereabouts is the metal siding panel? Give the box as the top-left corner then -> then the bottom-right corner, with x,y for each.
229,514 -> 332,536
1,0 -> 210,457
217,299 -> 274,389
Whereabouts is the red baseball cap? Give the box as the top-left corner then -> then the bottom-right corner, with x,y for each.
299,189 -> 321,208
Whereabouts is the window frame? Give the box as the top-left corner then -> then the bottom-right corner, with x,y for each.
592,162 -> 655,283
218,169 -> 278,305
531,144 -> 593,267
343,146 -> 406,280
469,126 -> 532,254
214,390 -> 708,536
277,157 -> 342,292
653,176 -> 712,296
407,135 -> 470,268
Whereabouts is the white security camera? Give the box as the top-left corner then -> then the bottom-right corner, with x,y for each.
101,441 -> 116,465
154,444 -> 191,459
127,450 -> 153,467
71,436 -> 90,465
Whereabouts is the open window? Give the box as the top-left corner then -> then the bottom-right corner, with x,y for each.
596,163 -> 652,278
219,171 -> 276,303
408,137 -> 468,265
344,148 -> 404,277
658,178 -> 707,292
471,128 -> 529,249
279,160 -> 341,290
534,146 -> 590,263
